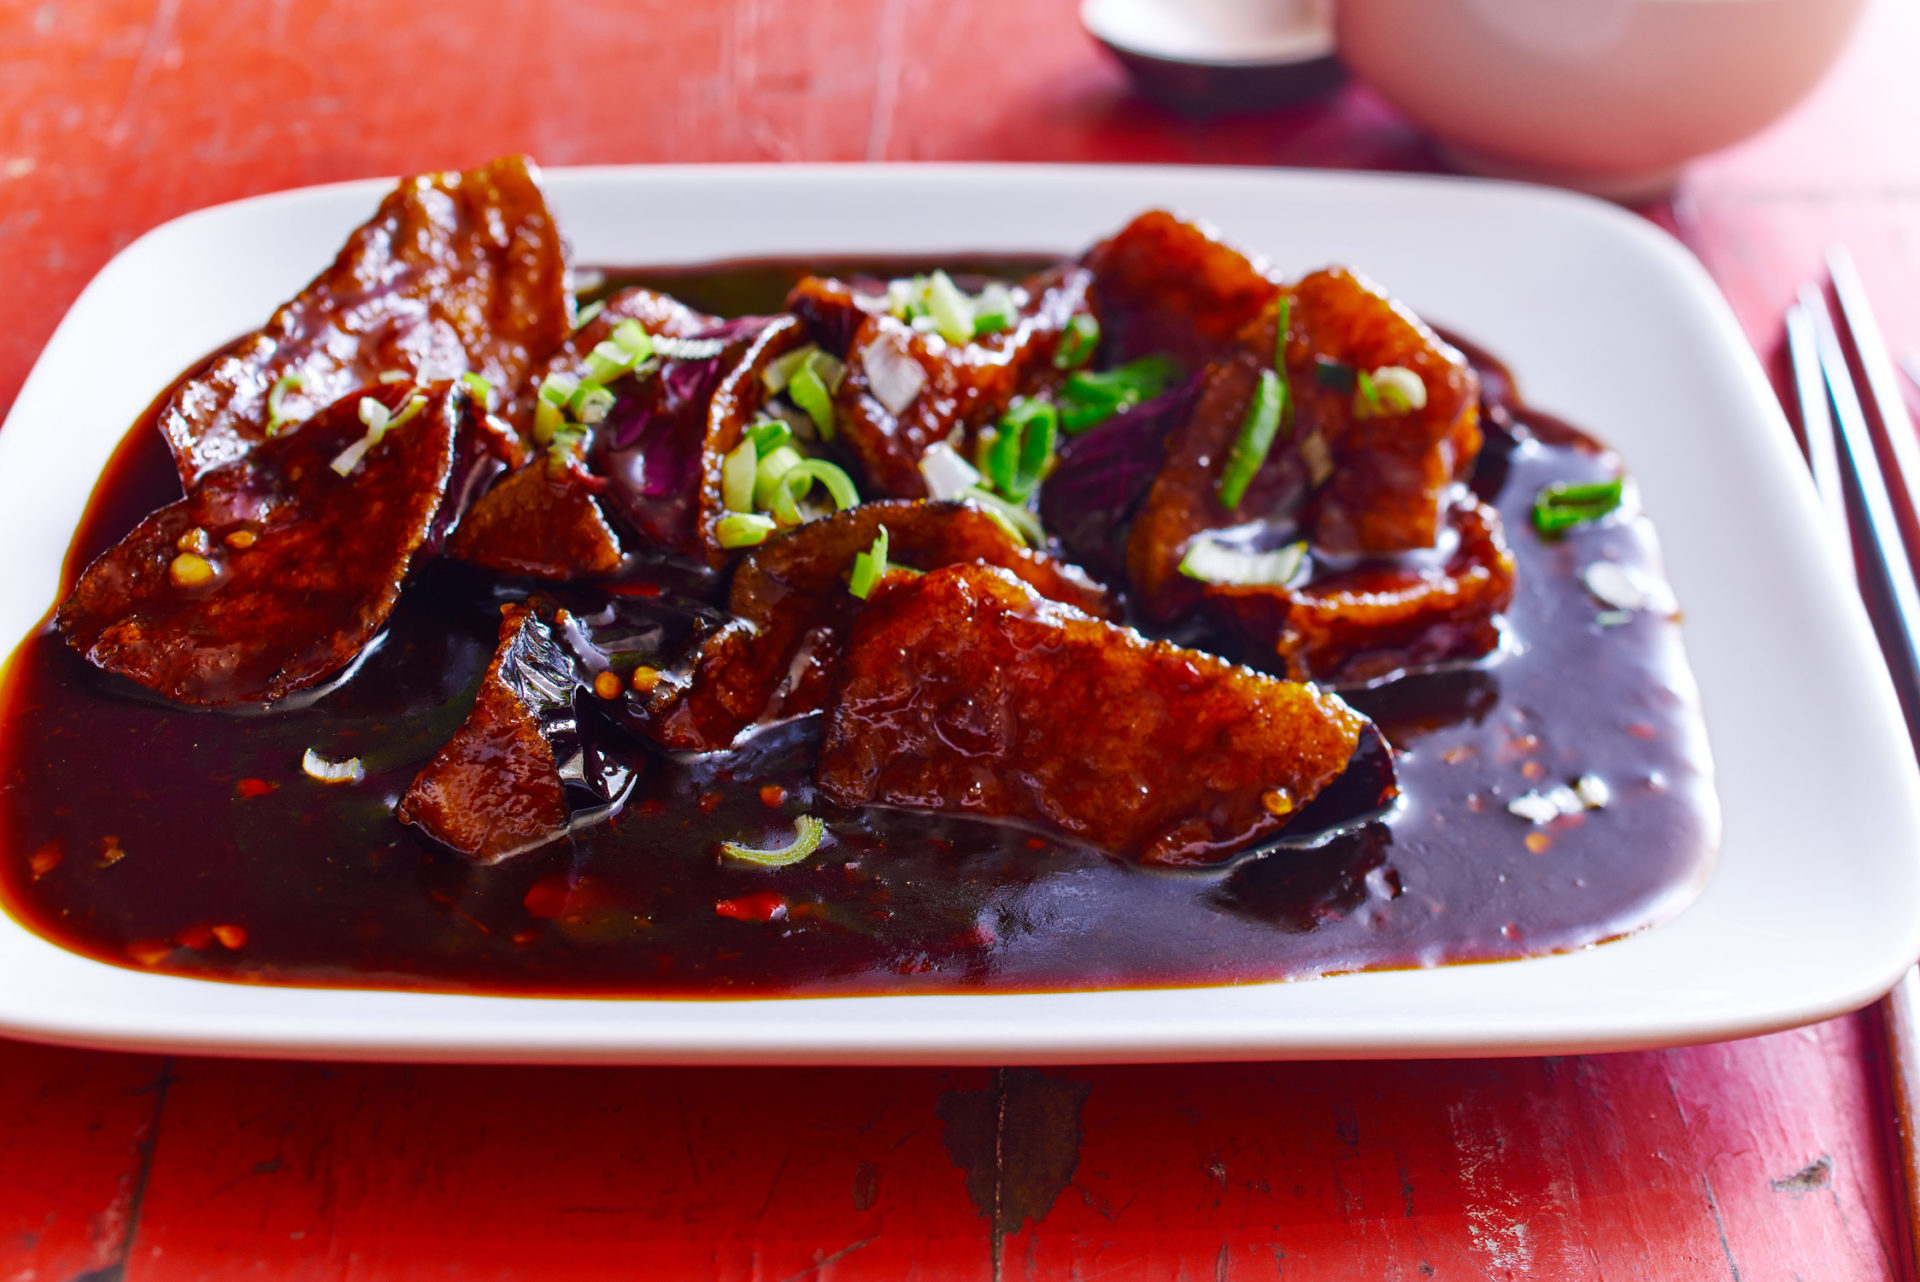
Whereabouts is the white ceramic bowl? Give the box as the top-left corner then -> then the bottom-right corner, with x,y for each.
1337,0 -> 1868,199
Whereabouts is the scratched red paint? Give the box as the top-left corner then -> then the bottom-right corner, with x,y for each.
0,0 -> 1916,1277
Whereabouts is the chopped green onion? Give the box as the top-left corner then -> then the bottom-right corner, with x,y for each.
532,398 -> 565,447
571,380 -> 615,425
584,341 -> 634,385
926,271 -> 975,344
761,343 -> 818,395
385,394 -> 427,432
1314,357 -> 1354,392
959,486 -> 1044,546
1178,536 -> 1307,587
538,375 -> 576,408
848,525 -> 890,599
547,425 -> 587,467
972,283 -> 1016,337
1058,355 -> 1178,434
1272,297 -> 1292,368
331,395 -> 425,477
266,373 -> 305,435
1355,365 -> 1427,417
461,372 -> 493,410
377,369 -> 411,384
987,398 -> 1059,500
716,512 -> 778,549
575,298 -> 606,328
610,320 -> 653,361
788,360 -> 836,440
1532,478 -> 1625,535
1054,314 -> 1100,370
769,459 -> 861,526
721,815 -> 827,867
748,416 -> 793,455
753,443 -> 804,510
358,395 -> 392,434
721,438 -> 758,513
1218,369 -> 1288,511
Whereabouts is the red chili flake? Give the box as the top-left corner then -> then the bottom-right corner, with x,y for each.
98,836 -> 125,867
27,842 -> 61,879
510,929 -> 541,946
175,924 -> 214,950
236,778 -> 276,799
523,873 -> 575,920
125,939 -> 173,967
1520,761 -> 1546,781
210,924 -> 247,950
635,800 -> 667,819
698,791 -> 723,814
1525,832 -> 1552,854
1024,837 -> 1047,851
1627,722 -> 1659,740
759,784 -> 788,808
715,891 -> 787,922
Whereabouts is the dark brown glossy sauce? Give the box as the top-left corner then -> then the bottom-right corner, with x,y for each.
0,258 -> 1718,996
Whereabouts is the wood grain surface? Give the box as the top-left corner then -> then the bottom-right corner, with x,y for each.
2,0 -> 1919,1278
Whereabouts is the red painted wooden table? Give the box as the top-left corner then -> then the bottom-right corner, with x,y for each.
4,2 -> 1920,1277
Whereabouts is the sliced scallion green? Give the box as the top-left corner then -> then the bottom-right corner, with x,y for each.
1532,478 -> 1624,535
987,398 -> 1058,500
721,439 -> 758,513
716,512 -> 777,549
1272,297 -> 1292,368
1313,357 -> 1354,392
460,372 -> 493,410
971,283 -> 1016,337
1178,536 -> 1306,587
610,320 -> 653,362
1054,314 -> 1100,370
769,459 -> 861,526
584,340 -> 634,385
788,361 -> 836,440
753,444 -> 804,510
266,372 -> 306,436
575,298 -> 606,328
848,525 -> 890,599
532,398 -> 564,447
1218,369 -> 1288,511
1058,355 -> 1178,434
926,271 -> 975,344
571,380 -> 616,425
959,485 -> 1044,546
748,416 -> 793,455
761,343 -> 818,395
720,815 -> 827,867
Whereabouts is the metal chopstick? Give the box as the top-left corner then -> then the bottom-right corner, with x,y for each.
1831,248 -> 1920,535
1790,268 -> 1920,1282
1786,300 -> 1855,580
1798,285 -> 1920,734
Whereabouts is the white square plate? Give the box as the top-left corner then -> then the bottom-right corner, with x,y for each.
1,164 -> 1916,1064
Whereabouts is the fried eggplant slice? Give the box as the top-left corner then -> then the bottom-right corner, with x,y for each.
397,604 -> 635,864
1205,498 -> 1516,685
1290,267 -> 1482,555
503,286 -> 719,437
637,500 -> 1115,752
1082,210 -> 1284,370
450,457 -> 625,580
59,384 -> 470,707
159,155 -> 569,483
817,563 -> 1383,868
795,267 -> 1094,498
1125,301 -> 1304,624
594,315 -> 805,568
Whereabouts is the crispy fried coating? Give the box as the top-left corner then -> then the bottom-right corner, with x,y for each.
1082,210 -> 1283,370
59,384 -> 466,706
639,501 -> 1115,751
397,605 -> 571,863
816,563 -> 1372,868
450,458 -> 624,580
504,286 -> 719,437
791,267 -> 1094,498
159,155 -> 570,483
1206,499 -> 1516,684
1290,267 -> 1481,554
